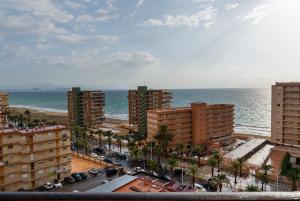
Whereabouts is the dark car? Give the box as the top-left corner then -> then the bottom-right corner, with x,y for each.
79,172 -> 88,180
174,168 -> 186,176
34,186 -> 46,192
119,154 -> 127,160
93,147 -> 105,155
71,173 -> 83,182
104,157 -> 113,163
161,175 -> 172,182
64,176 -> 76,184
105,168 -> 117,175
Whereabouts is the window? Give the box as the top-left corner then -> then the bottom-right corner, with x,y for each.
22,174 -> 28,178
8,144 -> 13,149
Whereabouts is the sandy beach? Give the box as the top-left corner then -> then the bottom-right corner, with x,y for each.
9,107 -> 128,129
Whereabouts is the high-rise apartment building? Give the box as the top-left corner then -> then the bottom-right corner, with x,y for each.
68,87 -> 105,128
147,102 -> 234,148
0,126 -> 72,192
271,82 -> 300,147
0,92 -> 8,128
128,86 -> 172,137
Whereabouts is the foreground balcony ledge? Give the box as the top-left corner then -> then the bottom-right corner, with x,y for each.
0,192 -> 300,201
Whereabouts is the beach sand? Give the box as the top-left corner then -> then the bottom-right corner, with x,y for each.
9,107 -> 128,129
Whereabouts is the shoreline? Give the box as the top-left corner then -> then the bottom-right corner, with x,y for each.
9,107 -> 128,126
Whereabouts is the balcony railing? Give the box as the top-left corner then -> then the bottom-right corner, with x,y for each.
0,192 -> 299,201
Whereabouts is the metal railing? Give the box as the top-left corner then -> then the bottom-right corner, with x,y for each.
0,192 -> 299,201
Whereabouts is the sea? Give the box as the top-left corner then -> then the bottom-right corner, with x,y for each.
7,88 -> 271,136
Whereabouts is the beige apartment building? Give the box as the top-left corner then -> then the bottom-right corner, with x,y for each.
271,82 -> 300,147
147,102 -> 234,148
68,87 -> 105,128
0,92 -> 8,128
0,126 -> 72,192
128,86 -> 172,137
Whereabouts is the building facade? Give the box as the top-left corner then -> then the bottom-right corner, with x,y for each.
0,126 -> 72,192
271,82 -> 300,147
128,86 -> 172,137
0,92 -> 8,128
68,87 -> 105,128
147,102 -> 234,148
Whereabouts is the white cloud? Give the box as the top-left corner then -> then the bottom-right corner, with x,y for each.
142,6 -> 217,29
225,3 -> 239,10
7,0 -> 74,23
240,4 -> 272,24
57,34 -> 119,43
65,1 -> 84,9
136,0 -> 144,7
194,0 -> 214,2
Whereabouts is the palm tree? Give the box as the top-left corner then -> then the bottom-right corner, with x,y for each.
192,144 -> 204,162
231,160 -> 240,184
154,125 -> 173,158
287,168 -> 300,191
24,110 -> 31,125
261,162 -> 273,190
237,158 -> 244,177
154,145 -> 163,165
147,160 -> 158,174
114,134 -> 122,153
256,172 -> 266,191
246,184 -> 260,192
167,157 -> 178,180
18,114 -> 25,127
213,173 -> 231,192
212,150 -> 223,172
95,129 -> 103,148
207,156 -> 217,177
104,130 -> 114,152
188,164 -> 199,188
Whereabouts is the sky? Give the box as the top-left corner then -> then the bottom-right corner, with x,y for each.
1,0 -> 300,90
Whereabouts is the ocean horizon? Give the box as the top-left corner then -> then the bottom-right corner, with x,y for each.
6,88 -> 271,136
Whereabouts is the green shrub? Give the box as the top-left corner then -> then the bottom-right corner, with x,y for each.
281,153 -> 292,176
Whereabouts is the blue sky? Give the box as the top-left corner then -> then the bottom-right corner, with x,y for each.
1,0 -> 300,89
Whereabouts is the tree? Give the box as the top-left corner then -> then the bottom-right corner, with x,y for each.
176,144 -> 186,183
188,165 -> 199,188
24,110 -> 31,125
147,160 -> 158,174
154,145 -> 163,165
286,168 -> 300,191
96,129 -> 103,148
18,114 -> 25,127
103,130 -> 114,152
212,150 -> 223,172
192,145 -> 205,162
237,158 -> 244,177
114,134 -> 122,153
167,157 -> 178,180
246,184 -> 260,192
256,172 -> 266,191
261,162 -> 273,190
207,156 -> 217,177
130,146 -> 143,166
154,125 -> 173,158
231,160 -> 240,184
213,173 -> 231,192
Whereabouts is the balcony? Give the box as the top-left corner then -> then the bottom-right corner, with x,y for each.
0,192 -> 299,201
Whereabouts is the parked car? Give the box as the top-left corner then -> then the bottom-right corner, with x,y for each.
64,176 -> 76,184
113,160 -> 122,166
42,182 -> 54,190
79,172 -> 88,180
104,157 -> 113,163
90,153 -> 98,158
105,168 -> 117,175
148,171 -> 159,177
53,179 -> 63,188
126,171 -> 133,175
88,168 -> 99,176
161,175 -> 172,182
100,180 -> 109,185
71,172 -> 83,182
97,155 -> 105,160
133,167 -> 145,172
35,186 -> 46,192
93,147 -> 105,155
195,183 -> 206,192
120,154 -> 127,160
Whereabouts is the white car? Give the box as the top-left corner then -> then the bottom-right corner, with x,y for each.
126,171 -> 133,175
90,153 -> 98,158
42,182 -> 54,190
194,183 -> 206,192
53,179 -> 63,188
97,155 -> 105,160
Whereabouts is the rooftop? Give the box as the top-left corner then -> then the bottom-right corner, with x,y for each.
0,125 -> 67,134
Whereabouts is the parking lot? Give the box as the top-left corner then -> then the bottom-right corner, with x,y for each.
71,155 -> 106,173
